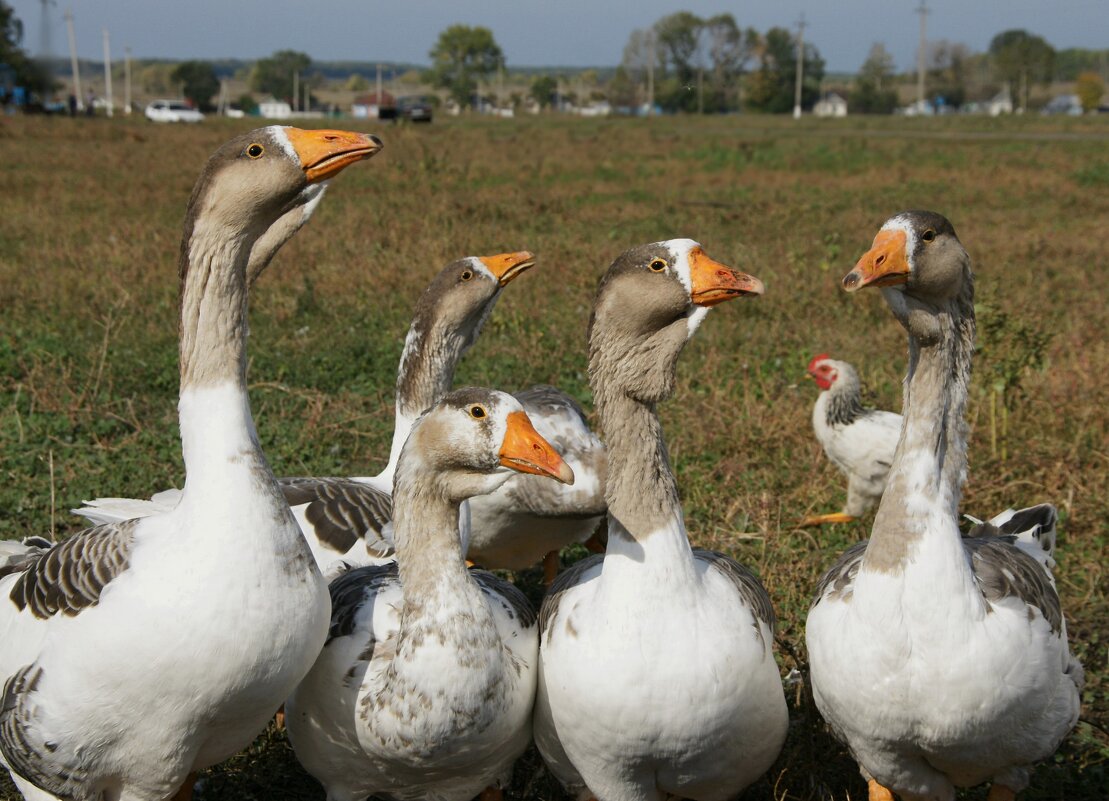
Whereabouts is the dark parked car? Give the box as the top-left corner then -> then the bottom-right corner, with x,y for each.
396,95 -> 433,123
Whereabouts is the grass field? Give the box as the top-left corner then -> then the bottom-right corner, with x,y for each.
0,112 -> 1106,800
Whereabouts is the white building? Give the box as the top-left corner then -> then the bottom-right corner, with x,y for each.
814,93 -> 848,118
258,99 -> 292,119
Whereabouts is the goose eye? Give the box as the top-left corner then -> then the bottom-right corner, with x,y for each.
461,270 -> 474,281
469,405 -> 486,419
922,229 -> 936,243
649,258 -> 667,272
246,143 -> 265,159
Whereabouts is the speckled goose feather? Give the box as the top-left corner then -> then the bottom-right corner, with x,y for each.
279,478 -> 395,558
6,520 -> 137,619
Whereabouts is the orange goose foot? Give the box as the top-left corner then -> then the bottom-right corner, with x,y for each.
987,786 -> 1018,801
582,533 -> 605,554
799,512 -> 858,527
868,779 -> 895,801
274,703 -> 286,730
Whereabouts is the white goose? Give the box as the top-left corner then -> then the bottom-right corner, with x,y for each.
806,211 -> 1083,801
73,250 -> 538,572
286,387 -> 574,801
535,240 -> 788,801
0,126 -> 381,801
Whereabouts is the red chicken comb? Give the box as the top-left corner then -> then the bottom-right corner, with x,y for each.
808,353 -> 831,372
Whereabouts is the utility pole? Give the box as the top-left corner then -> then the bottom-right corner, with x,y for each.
375,62 -> 382,114
102,28 -> 113,117
916,1 -> 929,110
65,9 -> 81,110
124,46 -> 131,114
793,13 -> 806,120
292,69 -> 298,113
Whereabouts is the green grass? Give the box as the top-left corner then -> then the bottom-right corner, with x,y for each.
1,113 -> 1106,800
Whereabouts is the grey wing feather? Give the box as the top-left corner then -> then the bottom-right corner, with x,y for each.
280,477 -> 395,557
326,561 -> 399,643
539,553 -> 604,632
514,385 -> 590,425
0,664 -> 94,801
695,549 -> 776,647
471,569 -> 537,629
964,536 -> 1063,634
810,540 -> 869,609
8,521 -> 137,619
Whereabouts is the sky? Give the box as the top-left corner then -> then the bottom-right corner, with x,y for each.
10,0 -> 1109,74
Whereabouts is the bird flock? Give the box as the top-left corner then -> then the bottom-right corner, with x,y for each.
0,127 -> 1083,801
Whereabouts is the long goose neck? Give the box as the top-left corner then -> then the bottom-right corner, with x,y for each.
385,310 -> 484,477
176,212 -> 272,486
865,284 -> 975,573
590,319 -> 694,567
390,468 -> 481,620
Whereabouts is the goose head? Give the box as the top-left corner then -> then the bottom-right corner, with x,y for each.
399,387 -> 575,503
182,126 -> 382,250
411,251 -> 537,351
589,238 -> 763,404
842,211 -> 972,344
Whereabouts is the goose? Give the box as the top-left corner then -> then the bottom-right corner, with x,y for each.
285,386 -> 574,801
0,126 -> 381,801
466,384 -> 607,583
73,250 -> 539,572
806,211 -> 1083,801
800,354 -> 901,527
534,239 -> 788,801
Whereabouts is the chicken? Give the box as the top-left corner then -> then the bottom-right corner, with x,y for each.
801,354 -> 901,526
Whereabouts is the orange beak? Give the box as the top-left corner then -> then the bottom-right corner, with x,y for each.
688,247 -> 764,307
499,411 -> 575,485
285,128 -> 383,183
843,229 -> 910,292
478,251 -> 537,286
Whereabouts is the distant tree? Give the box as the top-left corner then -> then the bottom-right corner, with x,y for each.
250,50 -> 312,103
989,29 -> 1054,110
926,40 -> 972,108
1075,72 -> 1104,112
426,25 -> 503,108
170,60 -> 219,109
607,66 -> 637,109
654,11 -> 701,84
1054,48 -> 1109,81
701,13 -> 757,112
745,27 -> 825,113
345,73 -> 370,92
238,93 -> 258,114
851,43 -> 898,114
530,74 -> 557,108
0,1 -> 51,95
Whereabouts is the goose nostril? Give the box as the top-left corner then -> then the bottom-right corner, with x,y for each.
875,254 -> 886,266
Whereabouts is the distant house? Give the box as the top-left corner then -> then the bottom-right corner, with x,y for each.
987,86 -> 1013,116
1041,94 -> 1083,116
814,92 -> 848,118
352,91 -> 395,119
258,99 -> 292,119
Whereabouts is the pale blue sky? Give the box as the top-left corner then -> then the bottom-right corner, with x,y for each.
11,1 -> 1108,73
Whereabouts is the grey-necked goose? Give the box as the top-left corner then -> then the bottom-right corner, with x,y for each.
286,387 -> 573,801
0,126 -> 380,801
72,251 -> 538,573
801,354 -> 901,526
534,239 -> 788,801
806,211 -> 1082,801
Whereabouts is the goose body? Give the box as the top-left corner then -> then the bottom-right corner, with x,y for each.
0,126 -> 380,801
286,388 -> 574,801
806,212 -> 1081,801
803,355 -> 901,526
535,240 -> 787,801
